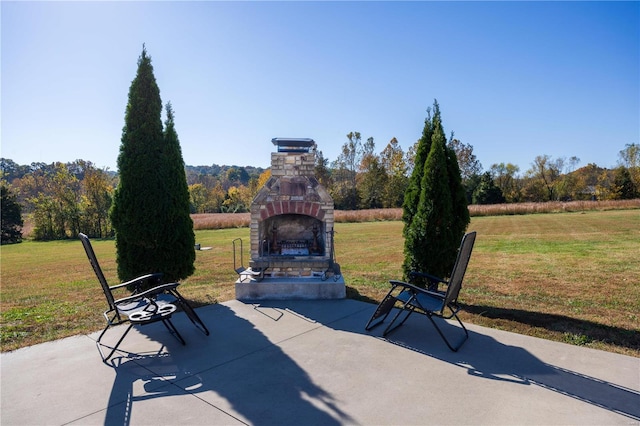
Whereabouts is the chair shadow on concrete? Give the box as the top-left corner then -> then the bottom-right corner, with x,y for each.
385,326 -> 640,422
100,303 -> 353,425
463,304 -> 640,353
257,299 -> 640,423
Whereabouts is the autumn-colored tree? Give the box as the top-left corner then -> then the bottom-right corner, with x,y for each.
314,150 -> 332,189
618,143 -> 639,190
380,137 -> 408,208
80,163 -> 113,237
331,132 -> 362,209
31,163 -> 82,240
490,163 -> 521,202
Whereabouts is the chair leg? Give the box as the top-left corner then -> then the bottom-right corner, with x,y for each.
365,292 -> 397,331
381,292 -> 418,337
426,313 -> 469,352
162,319 -> 186,345
383,306 -> 415,337
172,289 -> 210,336
97,324 -> 134,363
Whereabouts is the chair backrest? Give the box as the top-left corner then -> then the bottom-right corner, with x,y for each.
443,231 -> 476,308
79,233 -> 116,309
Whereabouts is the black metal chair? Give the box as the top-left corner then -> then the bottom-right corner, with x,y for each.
365,231 -> 477,351
79,233 -> 209,362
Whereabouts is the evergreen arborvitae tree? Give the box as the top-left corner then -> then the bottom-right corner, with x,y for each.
444,135 -> 471,271
402,100 -> 470,286
110,47 -> 195,285
161,102 -> 196,276
402,107 -> 433,233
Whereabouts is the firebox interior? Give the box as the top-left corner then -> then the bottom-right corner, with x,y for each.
260,214 -> 325,257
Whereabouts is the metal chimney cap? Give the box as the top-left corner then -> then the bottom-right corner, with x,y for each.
271,138 -> 316,152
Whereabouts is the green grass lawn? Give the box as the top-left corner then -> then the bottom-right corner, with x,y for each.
1,210 -> 639,356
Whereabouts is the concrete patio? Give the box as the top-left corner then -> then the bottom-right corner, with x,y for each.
1,299 -> 639,425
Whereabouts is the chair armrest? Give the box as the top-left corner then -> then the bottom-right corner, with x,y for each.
114,282 -> 180,305
110,273 -> 164,292
408,271 -> 446,284
389,280 -> 446,299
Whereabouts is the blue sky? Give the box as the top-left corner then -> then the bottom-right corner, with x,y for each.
2,1 -> 639,174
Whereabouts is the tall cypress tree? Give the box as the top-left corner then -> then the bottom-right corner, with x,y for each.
442,115 -> 470,275
402,107 -> 433,233
161,102 -> 196,278
402,100 -> 470,285
110,47 -> 195,284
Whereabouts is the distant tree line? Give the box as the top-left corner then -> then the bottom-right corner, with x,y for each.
1,159 -> 114,242
185,164 -> 265,214
321,139 -> 639,209
1,142 -> 638,242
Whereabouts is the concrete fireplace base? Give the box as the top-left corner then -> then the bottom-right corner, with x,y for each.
235,276 -> 346,301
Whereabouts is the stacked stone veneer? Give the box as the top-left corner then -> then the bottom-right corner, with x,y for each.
249,150 -> 335,276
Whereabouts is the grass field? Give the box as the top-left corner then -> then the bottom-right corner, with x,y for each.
2,209 -> 639,356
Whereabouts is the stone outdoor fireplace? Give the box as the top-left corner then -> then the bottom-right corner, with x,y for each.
235,138 -> 345,300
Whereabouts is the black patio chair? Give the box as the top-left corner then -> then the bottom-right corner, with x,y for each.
79,233 -> 209,362
365,231 -> 476,351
